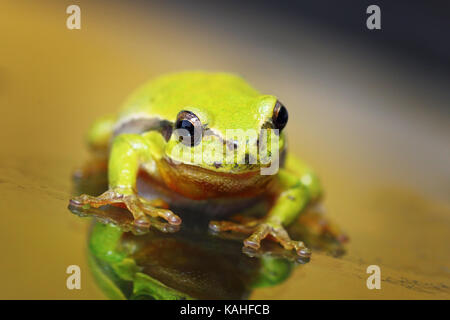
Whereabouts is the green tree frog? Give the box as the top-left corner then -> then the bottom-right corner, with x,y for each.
70,72 -> 325,257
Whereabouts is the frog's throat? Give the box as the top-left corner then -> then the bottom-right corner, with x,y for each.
156,158 -> 275,200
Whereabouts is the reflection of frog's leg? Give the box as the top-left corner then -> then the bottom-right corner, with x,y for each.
88,223 -> 139,299
89,223 -> 192,300
252,256 -> 293,288
71,132 -> 181,229
211,154 -> 321,257
89,223 -> 126,263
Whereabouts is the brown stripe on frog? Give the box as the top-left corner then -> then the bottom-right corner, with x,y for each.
156,157 -> 276,200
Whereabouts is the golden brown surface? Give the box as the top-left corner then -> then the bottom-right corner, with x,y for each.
0,1 -> 449,299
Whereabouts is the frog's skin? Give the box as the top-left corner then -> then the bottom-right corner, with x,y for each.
71,72 -> 322,257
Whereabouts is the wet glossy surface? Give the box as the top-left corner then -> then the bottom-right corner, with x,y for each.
1,0 -> 449,299
70,169 -> 339,299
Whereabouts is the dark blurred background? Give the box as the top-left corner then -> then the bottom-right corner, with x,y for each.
157,0 -> 450,80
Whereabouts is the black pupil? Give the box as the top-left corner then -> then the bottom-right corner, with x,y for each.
177,120 -> 195,135
176,119 -> 196,145
275,105 -> 288,130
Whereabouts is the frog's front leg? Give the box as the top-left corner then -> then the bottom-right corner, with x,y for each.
70,132 -> 181,229
210,155 -> 321,257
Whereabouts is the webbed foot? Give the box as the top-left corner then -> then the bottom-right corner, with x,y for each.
70,189 -> 181,230
209,218 -> 311,258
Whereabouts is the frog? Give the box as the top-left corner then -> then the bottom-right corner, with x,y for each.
70,71 -> 334,258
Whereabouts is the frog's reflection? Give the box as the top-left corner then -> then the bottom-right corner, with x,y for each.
69,164 -> 345,299
86,219 -> 297,300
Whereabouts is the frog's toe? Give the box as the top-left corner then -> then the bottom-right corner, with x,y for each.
270,226 -> 311,257
69,197 -> 84,206
122,195 -> 181,230
123,196 -> 151,227
70,190 -> 123,208
70,194 -> 94,206
209,217 -> 311,257
138,201 -> 181,226
243,224 -> 271,250
317,219 -> 348,244
133,216 -> 152,228
125,202 -> 180,232
337,233 -> 349,243
152,208 -> 182,225
242,223 -> 311,257
69,191 -> 181,232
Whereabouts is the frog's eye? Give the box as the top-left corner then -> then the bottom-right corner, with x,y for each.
175,110 -> 203,146
272,101 -> 288,131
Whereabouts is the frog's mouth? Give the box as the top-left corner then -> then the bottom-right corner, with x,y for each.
157,158 -> 276,200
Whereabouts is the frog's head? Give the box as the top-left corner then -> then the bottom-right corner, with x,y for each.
164,94 -> 288,176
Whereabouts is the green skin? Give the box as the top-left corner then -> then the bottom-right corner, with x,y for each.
72,72 -> 322,257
